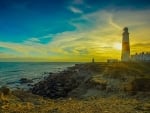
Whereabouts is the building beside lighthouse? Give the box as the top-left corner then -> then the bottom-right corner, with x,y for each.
121,27 -> 130,61
131,52 -> 150,62
106,27 -> 150,62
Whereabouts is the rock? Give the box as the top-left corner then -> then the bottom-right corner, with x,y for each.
31,73 -> 80,98
27,84 -> 34,87
86,76 -> 107,90
0,86 -> 10,95
19,78 -> 33,84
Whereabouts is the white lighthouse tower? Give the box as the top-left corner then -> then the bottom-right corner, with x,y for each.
121,27 -> 130,61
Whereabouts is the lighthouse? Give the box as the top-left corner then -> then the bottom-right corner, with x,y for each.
121,27 -> 130,61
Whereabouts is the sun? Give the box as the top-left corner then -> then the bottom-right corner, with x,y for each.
113,43 -> 122,50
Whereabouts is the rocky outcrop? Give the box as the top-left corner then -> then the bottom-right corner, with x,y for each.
31,63 -> 110,98
31,70 -> 83,98
31,63 -> 150,99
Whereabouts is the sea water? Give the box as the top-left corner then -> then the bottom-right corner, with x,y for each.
0,62 -> 77,89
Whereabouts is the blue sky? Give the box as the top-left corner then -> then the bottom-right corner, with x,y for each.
0,0 -> 75,42
0,0 -> 150,61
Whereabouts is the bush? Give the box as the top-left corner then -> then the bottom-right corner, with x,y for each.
123,78 -> 150,94
132,78 -> 150,92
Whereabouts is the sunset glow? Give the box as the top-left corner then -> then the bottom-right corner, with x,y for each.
113,43 -> 122,50
0,0 -> 150,62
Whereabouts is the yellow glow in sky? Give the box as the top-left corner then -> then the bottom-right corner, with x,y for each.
0,9 -> 150,62
113,43 -> 122,50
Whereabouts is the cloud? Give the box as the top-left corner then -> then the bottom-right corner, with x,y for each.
131,42 -> 150,54
27,37 -> 40,42
0,52 -> 16,58
24,37 -> 41,44
47,9 -> 150,60
41,34 -> 55,39
0,9 -> 150,61
68,6 -> 83,14
70,0 -> 91,9
108,14 -> 122,30
0,41 -> 49,57
132,43 -> 150,47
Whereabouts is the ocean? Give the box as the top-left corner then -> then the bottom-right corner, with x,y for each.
0,62 -> 77,89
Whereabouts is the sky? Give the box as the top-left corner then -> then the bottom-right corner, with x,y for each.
0,0 -> 150,62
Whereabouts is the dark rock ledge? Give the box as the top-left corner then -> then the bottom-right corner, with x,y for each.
31,63 -> 100,99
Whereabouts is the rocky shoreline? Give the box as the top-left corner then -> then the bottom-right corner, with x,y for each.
31,62 -> 150,99
31,63 -> 93,98
0,62 -> 150,113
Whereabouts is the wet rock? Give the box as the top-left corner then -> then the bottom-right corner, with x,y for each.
19,78 -> 33,84
27,84 -> 34,87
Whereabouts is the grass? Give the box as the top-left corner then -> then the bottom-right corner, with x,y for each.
0,90 -> 150,113
0,62 -> 150,113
